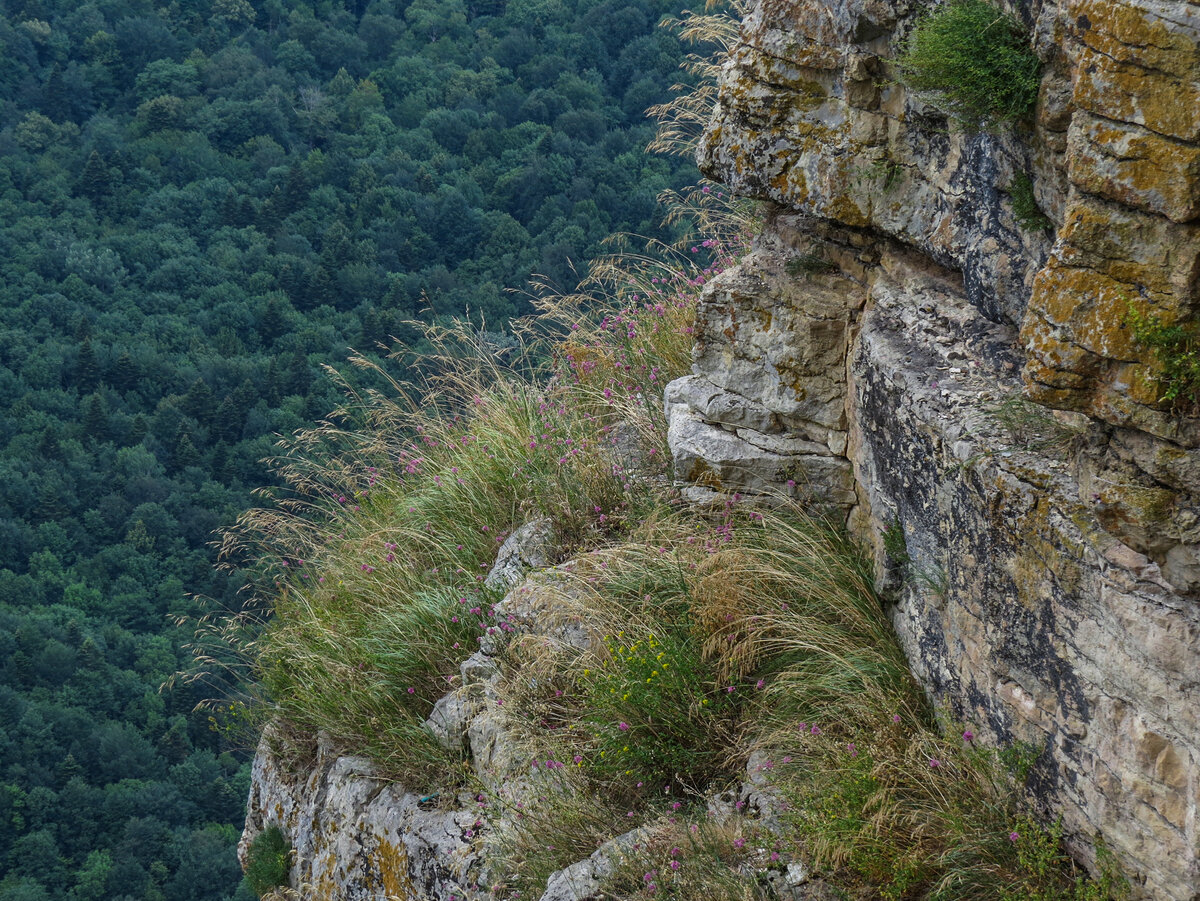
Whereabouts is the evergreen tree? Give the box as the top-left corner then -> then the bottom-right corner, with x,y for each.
212,397 -> 239,443
128,415 -> 149,446
181,378 -> 215,427
42,65 -> 69,122
81,393 -> 108,442
75,338 -> 100,392
170,427 -> 201,472
109,351 -> 138,392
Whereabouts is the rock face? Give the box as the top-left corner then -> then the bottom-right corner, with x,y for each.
667,0 -> 1200,897
241,534 -> 619,901
240,731 -> 486,901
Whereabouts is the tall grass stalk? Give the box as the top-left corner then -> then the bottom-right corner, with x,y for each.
185,185 -> 751,782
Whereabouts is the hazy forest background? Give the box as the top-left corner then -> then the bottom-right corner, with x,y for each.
0,0 -> 700,897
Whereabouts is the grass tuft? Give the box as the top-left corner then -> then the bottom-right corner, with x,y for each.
897,0 -> 1041,130
244,825 -> 291,898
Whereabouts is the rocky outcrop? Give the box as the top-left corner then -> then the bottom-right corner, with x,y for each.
668,0 -> 1200,896
240,731 -> 487,901
239,529 -> 558,901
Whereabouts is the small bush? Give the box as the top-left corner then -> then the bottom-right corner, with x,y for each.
584,599 -> 740,794
882,517 -> 911,570
897,0 -> 1041,129
244,825 -> 291,898
1009,171 -> 1053,232
1127,304 -> 1200,414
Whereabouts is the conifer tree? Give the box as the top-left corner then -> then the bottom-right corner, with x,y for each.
79,151 -> 111,203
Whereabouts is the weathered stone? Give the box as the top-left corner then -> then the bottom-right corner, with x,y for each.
425,690 -> 477,752
1066,0 -> 1200,143
1068,112 -> 1200,222
241,730 -> 486,901
691,233 -> 861,436
664,374 -> 784,435
699,0 -> 1054,327
537,829 -> 645,901
485,518 -> 555,590
667,397 -> 857,510
848,263 -> 1200,900
1021,193 -> 1200,446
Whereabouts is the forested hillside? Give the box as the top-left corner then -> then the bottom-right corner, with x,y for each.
0,0 -> 697,897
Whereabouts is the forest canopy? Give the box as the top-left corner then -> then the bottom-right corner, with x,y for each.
0,0 -> 700,898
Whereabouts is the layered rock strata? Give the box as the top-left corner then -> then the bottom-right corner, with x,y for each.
666,0 -> 1200,896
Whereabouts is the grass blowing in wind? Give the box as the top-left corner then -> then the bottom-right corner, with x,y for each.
199,183 -> 749,785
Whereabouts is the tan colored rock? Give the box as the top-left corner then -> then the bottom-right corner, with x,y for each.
1068,113 -> 1200,222
1021,193 -> 1200,446
1066,0 -> 1200,142
240,730 -> 487,901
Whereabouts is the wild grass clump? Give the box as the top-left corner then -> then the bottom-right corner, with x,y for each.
488,505 -> 929,893
244,825 -> 291,898
1009,171 -> 1053,232
194,184 -> 750,783
756,717 -> 1127,900
490,503 -> 1125,900
1127,304 -> 1200,415
897,0 -> 1041,130
598,815 -> 778,901
486,769 -> 638,897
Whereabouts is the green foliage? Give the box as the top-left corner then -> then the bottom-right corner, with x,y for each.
882,517 -> 911,569
1127,305 -> 1200,414
785,251 -> 838,278
585,599 -> 738,793
771,721 -> 1126,900
0,0 -> 707,895
1009,171 -> 1053,232
898,0 -> 1041,129
243,826 -> 290,898
485,494 -> 1118,901
226,206 -> 740,785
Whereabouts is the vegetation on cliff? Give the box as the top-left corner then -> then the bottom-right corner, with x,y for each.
897,0 -> 1041,129
229,178 -> 1125,897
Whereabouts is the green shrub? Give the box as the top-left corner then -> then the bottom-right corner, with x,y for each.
1127,304 -> 1200,414
1009,171 -> 1053,232
584,614 -> 739,794
244,825 -> 291,898
897,0 -> 1041,129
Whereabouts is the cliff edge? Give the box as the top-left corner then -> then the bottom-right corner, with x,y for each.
668,0 -> 1199,896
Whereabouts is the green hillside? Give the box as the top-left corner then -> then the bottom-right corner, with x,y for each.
0,0 -> 699,898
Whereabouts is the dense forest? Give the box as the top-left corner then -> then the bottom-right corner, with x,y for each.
0,0 -> 699,897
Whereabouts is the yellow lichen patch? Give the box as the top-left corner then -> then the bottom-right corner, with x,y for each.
376,838 -> 416,900
1112,361 -> 1163,407
1069,114 -> 1200,222
1069,42 -> 1200,142
1028,265 -> 1141,359
1052,199 -> 1193,300
821,192 -> 871,228
1069,0 -> 1200,81
1007,493 -> 1085,610
769,162 -> 809,207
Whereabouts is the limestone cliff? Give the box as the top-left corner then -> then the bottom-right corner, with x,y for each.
241,1 -> 1200,898
666,0 -> 1199,896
